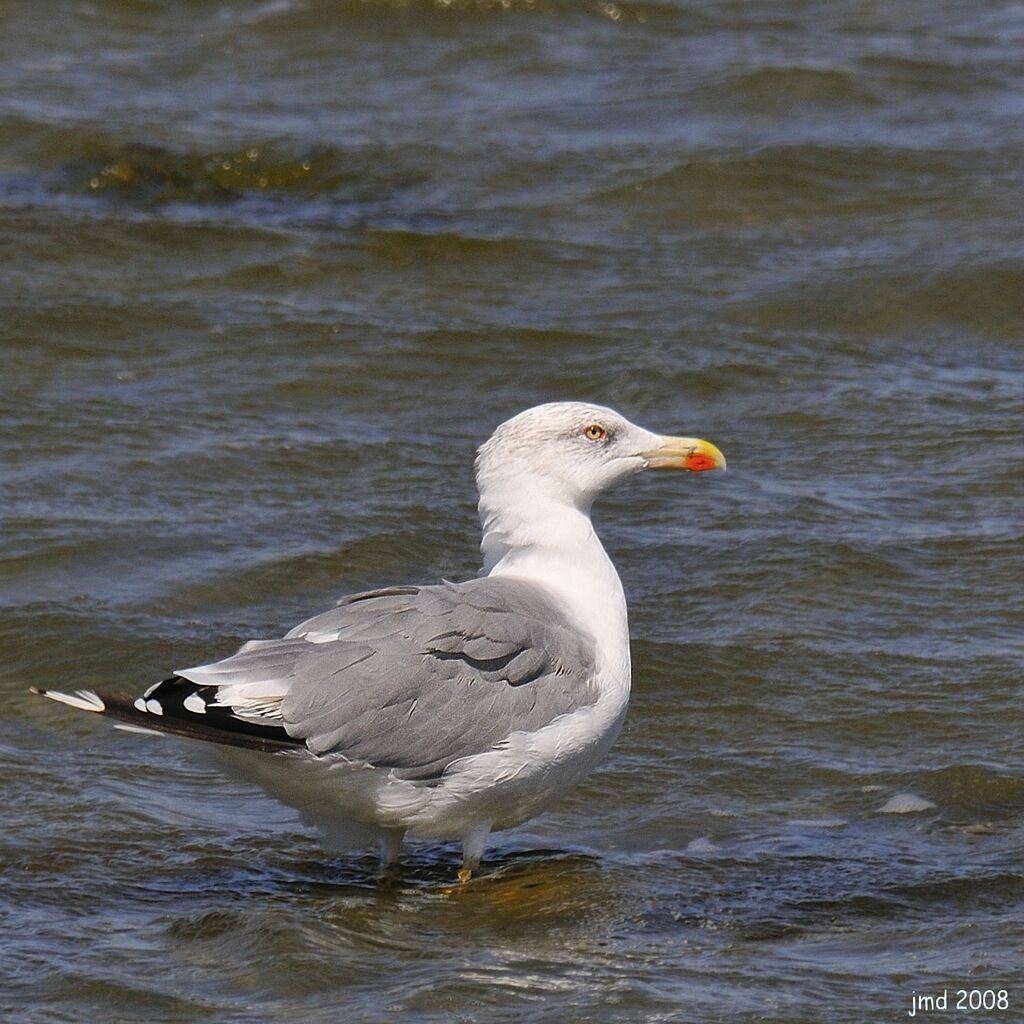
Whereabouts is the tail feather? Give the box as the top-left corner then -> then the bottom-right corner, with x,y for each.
31,680 -> 304,755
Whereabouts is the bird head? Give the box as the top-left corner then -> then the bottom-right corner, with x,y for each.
475,401 -> 725,512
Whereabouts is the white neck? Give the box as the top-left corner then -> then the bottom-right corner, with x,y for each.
476,470 -> 631,680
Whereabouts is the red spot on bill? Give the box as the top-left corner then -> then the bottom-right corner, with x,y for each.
684,453 -> 720,472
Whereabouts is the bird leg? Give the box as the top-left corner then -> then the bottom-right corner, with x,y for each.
378,828 -> 405,870
458,821 -> 492,883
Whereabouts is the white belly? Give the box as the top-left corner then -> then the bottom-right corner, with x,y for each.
404,679 -> 630,838
215,673 -> 629,849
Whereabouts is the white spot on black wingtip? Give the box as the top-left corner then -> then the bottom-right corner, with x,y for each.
183,693 -> 207,714
133,697 -> 165,715
37,689 -> 106,713
142,682 -> 162,698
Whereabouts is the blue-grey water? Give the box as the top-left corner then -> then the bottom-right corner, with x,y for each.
2,1 -> 1023,1021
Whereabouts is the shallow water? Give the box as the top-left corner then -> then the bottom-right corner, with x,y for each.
2,1 -> 1023,1021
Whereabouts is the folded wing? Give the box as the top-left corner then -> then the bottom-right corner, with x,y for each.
40,578 -> 599,780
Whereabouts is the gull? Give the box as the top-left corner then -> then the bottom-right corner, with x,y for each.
34,402 -> 725,881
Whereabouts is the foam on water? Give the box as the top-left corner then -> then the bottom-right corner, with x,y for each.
878,793 -> 937,815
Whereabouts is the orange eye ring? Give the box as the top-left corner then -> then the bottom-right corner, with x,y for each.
583,423 -> 607,441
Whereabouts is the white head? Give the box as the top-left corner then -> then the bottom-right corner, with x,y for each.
475,402 -> 725,571
475,401 -> 725,513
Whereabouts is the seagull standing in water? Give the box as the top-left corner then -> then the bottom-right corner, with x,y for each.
35,402 -> 725,881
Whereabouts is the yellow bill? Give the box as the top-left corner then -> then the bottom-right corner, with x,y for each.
641,436 -> 726,472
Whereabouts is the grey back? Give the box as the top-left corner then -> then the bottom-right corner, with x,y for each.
181,577 -> 599,780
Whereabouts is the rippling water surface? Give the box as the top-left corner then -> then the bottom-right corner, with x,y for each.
2,1 -> 1023,1021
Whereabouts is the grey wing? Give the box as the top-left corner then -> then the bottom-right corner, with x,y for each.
174,578 -> 599,780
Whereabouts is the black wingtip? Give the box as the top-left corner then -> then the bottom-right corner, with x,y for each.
35,678 -> 304,755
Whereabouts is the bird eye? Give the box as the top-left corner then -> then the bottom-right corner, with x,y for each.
583,423 -> 607,442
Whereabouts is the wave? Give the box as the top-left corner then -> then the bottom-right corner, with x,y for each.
588,143 -> 1014,225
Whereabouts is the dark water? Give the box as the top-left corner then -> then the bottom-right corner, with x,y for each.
2,1 -> 1023,1021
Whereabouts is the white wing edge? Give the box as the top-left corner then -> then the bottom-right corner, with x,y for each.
33,688 -> 106,712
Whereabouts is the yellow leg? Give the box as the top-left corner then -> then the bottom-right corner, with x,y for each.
446,822 -> 491,889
